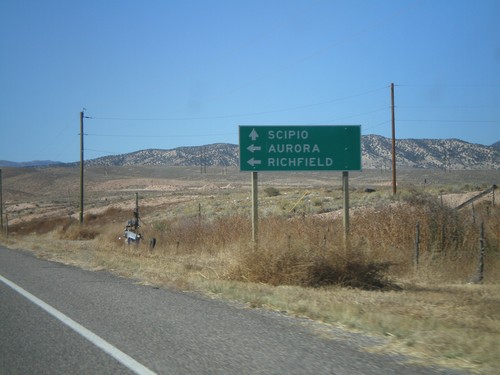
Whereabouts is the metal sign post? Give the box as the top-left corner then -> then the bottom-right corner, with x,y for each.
79,111 -> 84,224
251,172 -> 258,243
342,171 -> 350,241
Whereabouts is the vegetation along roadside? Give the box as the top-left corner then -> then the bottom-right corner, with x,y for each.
1,166 -> 499,374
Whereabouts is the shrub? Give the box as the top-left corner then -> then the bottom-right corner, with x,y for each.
230,242 -> 393,289
60,226 -> 99,240
227,216 -> 394,289
9,216 -> 68,235
264,187 -> 280,197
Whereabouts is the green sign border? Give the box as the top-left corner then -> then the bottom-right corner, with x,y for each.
239,125 -> 361,172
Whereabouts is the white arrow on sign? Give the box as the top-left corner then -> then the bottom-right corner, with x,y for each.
247,158 -> 262,167
249,128 -> 259,141
246,144 -> 261,153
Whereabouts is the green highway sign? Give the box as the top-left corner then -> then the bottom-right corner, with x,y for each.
239,125 -> 361,171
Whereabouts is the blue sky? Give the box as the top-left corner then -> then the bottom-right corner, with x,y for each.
1,0 -> 499,163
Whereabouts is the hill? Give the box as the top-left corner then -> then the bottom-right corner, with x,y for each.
0,160 -> 64,168
77,136 -> 499,170
3,136 -> 499,170
79,143 -> 238,167
362,135 -> 499,169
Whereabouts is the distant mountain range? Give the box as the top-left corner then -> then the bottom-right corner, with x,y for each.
361,136 -> 499,169
2,136 -> 499,169
0,160 -> 65,168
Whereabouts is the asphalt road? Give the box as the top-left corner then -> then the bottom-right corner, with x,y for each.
0,246 -> 468,375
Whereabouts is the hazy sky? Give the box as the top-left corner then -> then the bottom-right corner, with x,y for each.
1,0 -> 499,162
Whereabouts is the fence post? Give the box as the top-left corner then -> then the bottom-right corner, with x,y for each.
441,223 -> 446,255
473,222 -> 485,284
414,222 -> 420,270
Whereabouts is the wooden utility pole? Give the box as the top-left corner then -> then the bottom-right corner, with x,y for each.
391,83 -> 397,195
79,111 -> 84,223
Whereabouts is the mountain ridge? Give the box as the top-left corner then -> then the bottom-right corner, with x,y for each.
2,136 -> 499,169
0,160 -> 65,168
80,136 -> 500,170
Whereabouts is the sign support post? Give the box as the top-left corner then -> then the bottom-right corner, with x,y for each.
342,171 -> 350,243
79,111 -> 84,224
239,125 -> 361,244
0,169 -> 3,231
251,172 -> 258,243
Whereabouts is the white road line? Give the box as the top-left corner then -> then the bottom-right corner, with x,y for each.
0,274 -> 157,375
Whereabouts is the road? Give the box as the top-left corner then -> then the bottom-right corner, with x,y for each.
0,246 -> 467,375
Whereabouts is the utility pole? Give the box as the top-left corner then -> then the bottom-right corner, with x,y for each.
391,83 -> 397,195
79,111 -> 84,223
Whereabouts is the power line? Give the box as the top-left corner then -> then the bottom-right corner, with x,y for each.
397,105 -> 500,110
89,86 -> 387,122
364,120 -> 390,131
85,148 -> 122,155
77,78 -> 498,163
86,105 -> 388,139
310,106 -> 389,125
86,132 -> 236,138
397,83 -> 500,88
398,120 -> 498,123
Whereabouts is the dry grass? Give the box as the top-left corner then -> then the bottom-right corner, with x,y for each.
2,181 -> 499,373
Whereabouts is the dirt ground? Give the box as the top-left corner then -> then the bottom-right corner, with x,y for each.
1,166 -> 498,227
